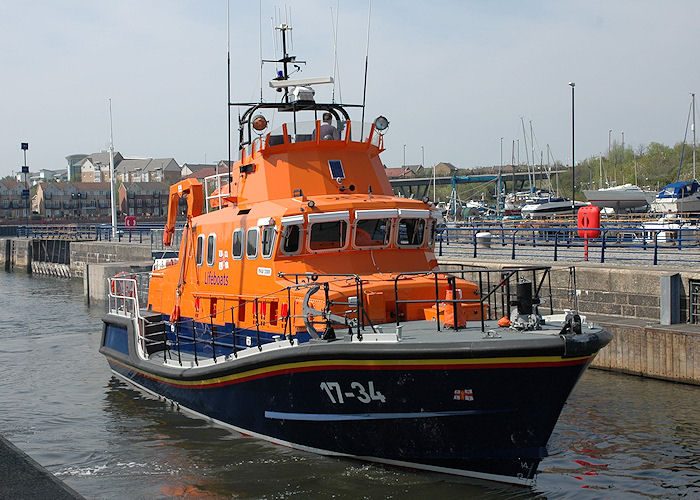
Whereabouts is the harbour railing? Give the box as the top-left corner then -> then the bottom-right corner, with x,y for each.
436,223 -> 700,266
15,220 -> 700,266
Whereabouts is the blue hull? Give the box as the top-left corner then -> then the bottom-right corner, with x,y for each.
101,314 -> 603,484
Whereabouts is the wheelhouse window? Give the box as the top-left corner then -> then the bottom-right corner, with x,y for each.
232,229 -> 243,260
246,227 -> 259,259
195,234 -> 205,266
281,224 -> 302,255
261,226 -> 277,259
397,218 -> 426,247
206,234 -> 216,266
309,220 -> 348,251
354,218 -> 391,248
427,219 -> 437,248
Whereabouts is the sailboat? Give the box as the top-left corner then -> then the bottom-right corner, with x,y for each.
651,93 -> 700,213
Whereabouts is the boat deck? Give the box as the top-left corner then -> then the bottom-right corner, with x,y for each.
147,315 -> 595,369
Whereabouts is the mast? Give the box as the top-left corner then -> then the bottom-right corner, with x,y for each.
693,92 -> 696,179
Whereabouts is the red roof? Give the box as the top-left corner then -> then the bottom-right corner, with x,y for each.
384,167 -> 413,179
184,167 -> 218,180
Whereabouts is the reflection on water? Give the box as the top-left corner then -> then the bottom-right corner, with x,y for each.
0,272 -> 698,498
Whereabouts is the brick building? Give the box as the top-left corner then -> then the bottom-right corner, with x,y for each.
35,182 -> 112,219
0,180 -> 28,220
119,182 -> 170,217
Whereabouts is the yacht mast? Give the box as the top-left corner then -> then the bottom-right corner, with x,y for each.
693,92 -> 696,179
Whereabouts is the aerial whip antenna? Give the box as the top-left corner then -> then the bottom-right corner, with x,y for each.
227,0 -> 231,185
360,0 -> 372,141
259,0 -> 263,102
331,1 -> 340,103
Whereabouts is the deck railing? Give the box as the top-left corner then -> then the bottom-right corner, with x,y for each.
106,264 -> 575,367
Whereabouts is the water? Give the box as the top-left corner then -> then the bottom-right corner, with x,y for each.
0,272 -> 698,499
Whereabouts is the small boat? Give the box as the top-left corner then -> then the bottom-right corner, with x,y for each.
583,184 -> 657,213
521,193 -> 587,218
650,180 -> 700,214
642,213 -> 700,243
99,25 -> 610,486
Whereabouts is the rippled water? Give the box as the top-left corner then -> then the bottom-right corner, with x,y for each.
0,272 -> 698,498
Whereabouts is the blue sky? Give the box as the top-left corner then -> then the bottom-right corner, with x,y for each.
1,0 -> 699,178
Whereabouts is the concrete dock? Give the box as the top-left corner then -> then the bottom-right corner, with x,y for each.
0,435 -> 83,499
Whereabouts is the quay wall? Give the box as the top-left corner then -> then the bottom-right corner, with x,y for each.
440,258 -> 700,385
69,241 -> 151,278
439,258 -> 700,322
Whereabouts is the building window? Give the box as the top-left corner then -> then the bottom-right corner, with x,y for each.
206,233 -> 216,267
196,234 -> 205,266
232,229 -> 244,259
246,227 -> 259,259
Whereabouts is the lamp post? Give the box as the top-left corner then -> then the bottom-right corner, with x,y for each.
20,142 -> 29,227
569,82 -> 575,213
608,129 -> 612,186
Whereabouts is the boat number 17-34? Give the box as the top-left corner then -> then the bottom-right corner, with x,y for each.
320,381 -> 386,404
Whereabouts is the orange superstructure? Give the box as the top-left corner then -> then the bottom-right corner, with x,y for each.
148,120 -> 483,338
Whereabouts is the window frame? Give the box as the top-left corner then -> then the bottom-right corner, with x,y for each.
195,234 -> 205,266
353,218 -> 393,249
246,227 -> 260,259
396,217 -> 427,248
232,228 -> 244,260
308,220 -> 349,253
206,233 -> 216,267
261,225 -> 277,259
280,224 -> 303,256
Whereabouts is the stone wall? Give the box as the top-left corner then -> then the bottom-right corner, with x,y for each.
440,258 -> 700,323
70,241 -> 152,278
1,238 -> 32,273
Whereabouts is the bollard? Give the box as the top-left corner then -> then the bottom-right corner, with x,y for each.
600,230 -> 606,263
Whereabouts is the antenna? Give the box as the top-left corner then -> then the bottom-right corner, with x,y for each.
227,0 -> 231,185
259,0 -> 263,102
360,0 -> 372,141
331,3 -> 340,103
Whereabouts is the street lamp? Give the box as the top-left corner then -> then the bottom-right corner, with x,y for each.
569,82 -> 575,212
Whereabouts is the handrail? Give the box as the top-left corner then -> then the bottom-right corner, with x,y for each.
106,264 -> 572,366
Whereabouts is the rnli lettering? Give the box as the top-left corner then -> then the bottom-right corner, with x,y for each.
204,271 -> 229,286
320,381 -> 386,404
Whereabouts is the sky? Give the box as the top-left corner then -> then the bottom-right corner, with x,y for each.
1,0 -> 699,179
